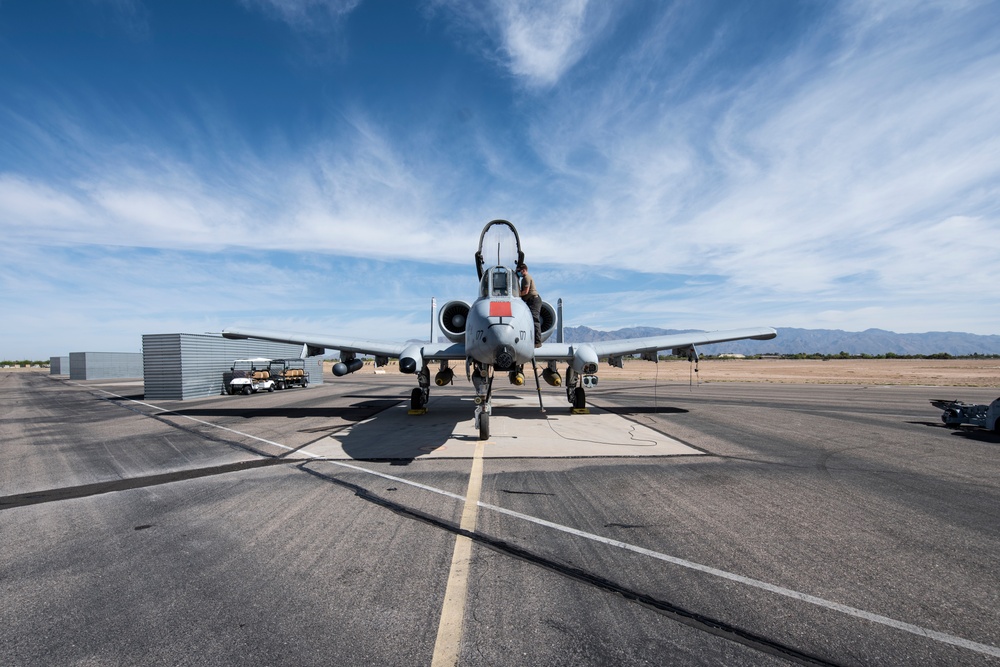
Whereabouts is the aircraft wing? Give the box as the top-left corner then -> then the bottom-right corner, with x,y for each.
221,328 -> 466,361
533,327 -> 778,361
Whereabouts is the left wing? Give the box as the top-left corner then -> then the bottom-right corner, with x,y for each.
533,327 -> 777,366
221,328 -> 466,361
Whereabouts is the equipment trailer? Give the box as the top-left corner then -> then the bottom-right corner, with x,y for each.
931,397 -> 1000,431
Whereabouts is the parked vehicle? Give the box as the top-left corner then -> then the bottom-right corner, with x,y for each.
227,358 -> 276,395
931,397 -> 1000,431
268,358 -> 310,390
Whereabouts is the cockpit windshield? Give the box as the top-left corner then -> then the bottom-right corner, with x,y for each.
481,267 -> 512,298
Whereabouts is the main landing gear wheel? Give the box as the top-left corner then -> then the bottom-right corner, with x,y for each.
573,386 -> 586,410
479,412 -> 489,440
410,387 -> 425,410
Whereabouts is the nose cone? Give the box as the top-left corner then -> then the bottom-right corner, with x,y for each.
487,323 -> 516,347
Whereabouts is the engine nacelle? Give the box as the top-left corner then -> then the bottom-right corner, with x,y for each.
539,300 -> 557,342
438,300 -> 471,343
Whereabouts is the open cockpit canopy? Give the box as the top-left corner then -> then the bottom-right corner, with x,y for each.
475,219 -> 524,280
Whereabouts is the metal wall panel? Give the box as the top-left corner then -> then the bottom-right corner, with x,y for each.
68,352 -> 144,380
142,334 -> 325,400
50,356 -> 69,375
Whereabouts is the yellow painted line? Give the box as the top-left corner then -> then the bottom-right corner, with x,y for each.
430,439 -> 486,667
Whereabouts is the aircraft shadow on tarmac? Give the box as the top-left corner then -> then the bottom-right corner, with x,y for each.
593,405 -> 689,416
908,420 -> 1000,443
332,395 -> 495,463
165,399 -> 402,422
316,392 -> 695,464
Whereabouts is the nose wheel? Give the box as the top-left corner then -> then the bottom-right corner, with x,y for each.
478,411 -> 490,440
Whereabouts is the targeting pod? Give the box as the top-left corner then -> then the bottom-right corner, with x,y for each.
435,367 -> 455,386
332,359 -> 364,376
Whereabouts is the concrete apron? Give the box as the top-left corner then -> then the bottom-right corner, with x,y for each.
306,393 -> 702,459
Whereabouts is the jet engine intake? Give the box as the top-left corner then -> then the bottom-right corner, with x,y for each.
438,301 -> 471,343
539,301 -> 557,342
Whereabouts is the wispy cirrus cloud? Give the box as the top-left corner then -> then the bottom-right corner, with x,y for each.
515,2 -> 1000,310
239,0 -> 362,31
2,0 -> 999,358
432,0 -> 614,88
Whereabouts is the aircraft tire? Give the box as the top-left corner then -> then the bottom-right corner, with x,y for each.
479,412 -> 489,440
411,387 -> 423,410
573,387 -> 586,410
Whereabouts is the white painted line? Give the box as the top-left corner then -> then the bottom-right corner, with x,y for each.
476,503 -> 1000,658
83,385 -> 465,499
88,384 -> 1000,659
431,439 -> 485,667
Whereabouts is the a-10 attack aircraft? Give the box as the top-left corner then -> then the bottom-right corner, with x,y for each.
223,220 -> 777,440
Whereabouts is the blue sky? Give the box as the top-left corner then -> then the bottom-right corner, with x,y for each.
2,0 -> 999,358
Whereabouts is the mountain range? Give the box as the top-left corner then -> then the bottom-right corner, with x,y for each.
561,326 -> 1000,356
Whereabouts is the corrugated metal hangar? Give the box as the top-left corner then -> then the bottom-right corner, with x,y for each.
142,333 -> 324,400
49,356 -> 69,375
69,352 -> 144,380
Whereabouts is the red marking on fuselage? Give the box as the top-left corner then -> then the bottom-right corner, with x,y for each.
489,301 -> 513,318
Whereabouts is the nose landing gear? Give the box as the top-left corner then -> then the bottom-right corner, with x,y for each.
473,364 -> 495,440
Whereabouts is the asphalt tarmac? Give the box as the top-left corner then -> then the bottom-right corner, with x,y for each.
1,371 -> 999,666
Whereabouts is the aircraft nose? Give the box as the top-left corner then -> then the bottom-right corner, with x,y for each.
485,325 -> 519,369
486,324 -> 515,347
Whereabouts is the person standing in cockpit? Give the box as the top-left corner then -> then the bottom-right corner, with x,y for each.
517,263 -> 542,348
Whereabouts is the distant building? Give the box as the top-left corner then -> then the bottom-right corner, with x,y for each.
142,333 -> 323,400
69,352 -> 144,380
50,356 -> 69,375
